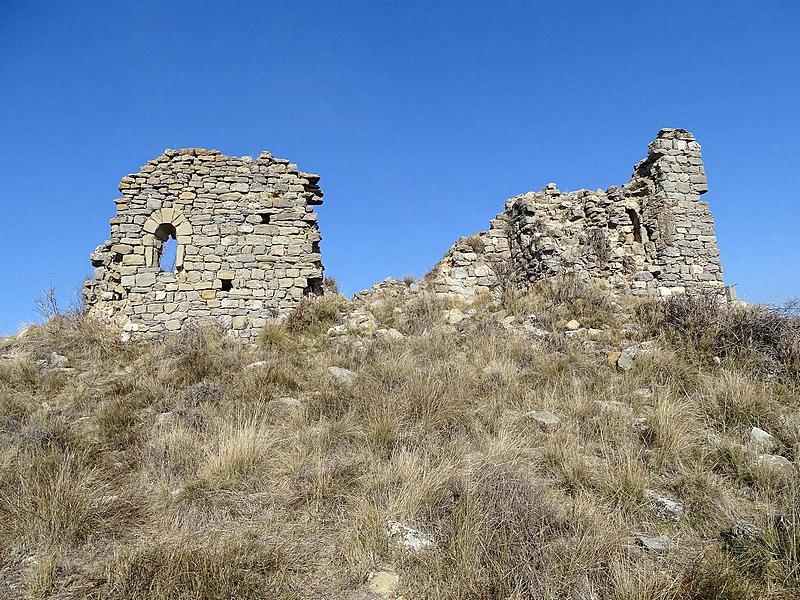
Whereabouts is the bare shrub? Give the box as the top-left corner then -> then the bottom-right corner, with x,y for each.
285,293 -> 348,335
533,274 -> 615,327
323,276 -> 340,295
586,228 -> 610,268
34,285 -> 62,321
640,295 -> 800,381
401,293 -> 452,335
158,324 -> 245,387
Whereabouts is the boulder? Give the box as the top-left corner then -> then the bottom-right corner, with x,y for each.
386,520 -> 434,552
748,427 -> 777,452
637,535 -> 670,553
49,352 -> 69,369
752,453 -> 794,476
366,569 -> 399,598
375,328 -> 404,341
644,489 -> 685,522
527,410 -> 561,430
328,366 -> 358,386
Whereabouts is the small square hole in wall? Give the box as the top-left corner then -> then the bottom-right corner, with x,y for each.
259,213 -> 271,224
221,279 -> 233,292
312,241 -> 320,254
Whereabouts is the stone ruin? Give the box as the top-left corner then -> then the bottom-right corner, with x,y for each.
83,148 -> 324,341
83,129 -> 726,340
426,128 -> 725,299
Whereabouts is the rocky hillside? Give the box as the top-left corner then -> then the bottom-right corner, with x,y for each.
1,278 -> 798,599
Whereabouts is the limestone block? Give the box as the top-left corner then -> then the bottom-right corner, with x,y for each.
135,273 -> 157,287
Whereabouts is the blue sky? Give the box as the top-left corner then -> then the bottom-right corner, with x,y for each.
1,1 -> 798,334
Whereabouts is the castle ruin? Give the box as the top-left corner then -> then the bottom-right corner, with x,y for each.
426,129 -> 725,299
83,148 -> 324,341
84,129 -> 726,340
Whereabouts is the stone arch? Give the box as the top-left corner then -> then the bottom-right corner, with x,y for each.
142,208 -> 193,271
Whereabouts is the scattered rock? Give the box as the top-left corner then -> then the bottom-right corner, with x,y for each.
272,396 -> 304,409
245,360 -> 268,370
748,427 -> 777,452
595,400 -> 632,415
616,342 -> 656,372
90,495 -> 119,509
644,490 -> 685,522
521,323 -> 551,338
154,411 -> 177,428
49,352 -> 69,369
386,520 -> 434,552
616,349 -> 637,372
752,453 -> 794,476
328,366 -> 358,386
631,388 -> 654,400
636,535 -> 670,553
566,319 -> 580,331
527,410 -> 561,430
444,308 -> 465,325
722,521 -> 761,545
366,569 -> 399,598
375,328 -> 404,341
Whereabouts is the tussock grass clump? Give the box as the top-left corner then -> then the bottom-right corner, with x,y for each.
95,534 -> 315,600
442,464 -> 573,597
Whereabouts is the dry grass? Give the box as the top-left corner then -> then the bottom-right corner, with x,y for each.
0,290 -> 798,598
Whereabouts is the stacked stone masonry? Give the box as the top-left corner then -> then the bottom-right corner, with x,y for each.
83,148 -> 324,341
426,129 -> 725,299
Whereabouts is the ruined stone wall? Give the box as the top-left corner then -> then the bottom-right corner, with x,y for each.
426,129 -> 724,299
83,148 -> 324,340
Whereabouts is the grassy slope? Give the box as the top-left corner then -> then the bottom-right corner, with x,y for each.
0,283 -> 798,599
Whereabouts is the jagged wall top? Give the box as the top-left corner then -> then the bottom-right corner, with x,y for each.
426,128 -> 724,298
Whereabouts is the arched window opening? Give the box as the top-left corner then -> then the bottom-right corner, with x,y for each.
626,208 -> 643,243
155,223 -> 178,272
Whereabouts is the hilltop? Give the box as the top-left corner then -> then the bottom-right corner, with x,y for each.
0,279 -> 799,599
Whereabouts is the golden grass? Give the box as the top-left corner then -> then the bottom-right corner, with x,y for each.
0,291 -> 798,598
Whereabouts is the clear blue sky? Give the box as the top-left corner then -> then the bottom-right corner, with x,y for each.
1,1 -> 798,334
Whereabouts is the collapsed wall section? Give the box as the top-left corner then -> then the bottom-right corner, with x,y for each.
426,129 -> 724,299
83,148 -> 324,340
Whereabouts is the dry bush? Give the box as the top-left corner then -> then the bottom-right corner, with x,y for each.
537,274 -> 616,326
401,293 -> 453,335
639,295 -> 800,382
155,324 -> 246,388
323,276 -> 340,295
285,293 -> 348,336
19,314 -> 130,365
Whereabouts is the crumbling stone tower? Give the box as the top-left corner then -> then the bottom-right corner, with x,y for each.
83,148 -> 324,340
427,129 -> 725,298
